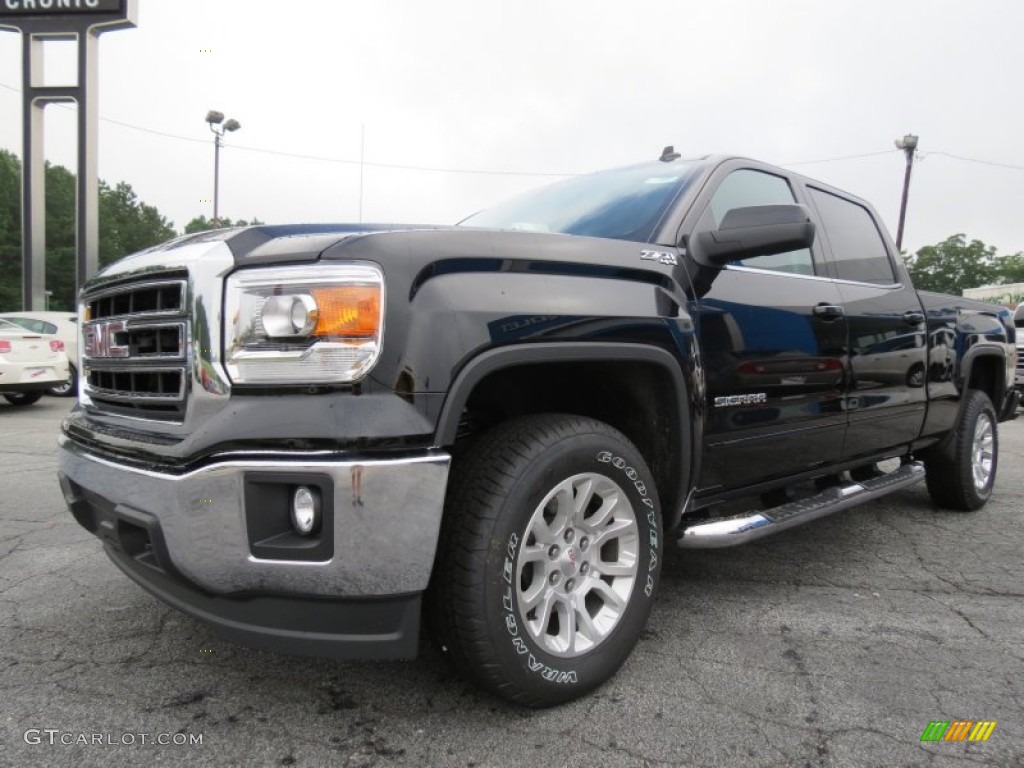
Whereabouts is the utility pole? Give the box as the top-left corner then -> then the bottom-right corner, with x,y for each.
894,134 -> 918,252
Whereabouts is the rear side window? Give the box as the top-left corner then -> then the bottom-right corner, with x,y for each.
809,188 -> 896,284
5,318 -> 57,334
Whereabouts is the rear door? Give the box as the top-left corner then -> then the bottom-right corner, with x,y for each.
686,164 -> 848,492
803,184 -> 928,460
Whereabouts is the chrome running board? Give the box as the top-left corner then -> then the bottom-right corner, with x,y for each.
677,462 -> 925,549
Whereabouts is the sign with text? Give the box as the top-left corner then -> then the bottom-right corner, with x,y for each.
0,0 -> 125,16
0,0 -> 136,309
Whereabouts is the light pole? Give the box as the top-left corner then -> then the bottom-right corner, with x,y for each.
894,133 -> 918,252
205,110 -> 241,228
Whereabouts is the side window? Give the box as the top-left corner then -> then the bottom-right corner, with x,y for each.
808,187 -> 896,284
6,318 -> 38,332
705,169 -> 815,276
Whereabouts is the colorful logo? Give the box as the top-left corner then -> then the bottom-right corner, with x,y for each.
921,721 -> 997,742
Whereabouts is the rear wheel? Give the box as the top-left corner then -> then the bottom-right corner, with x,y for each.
48,364 -> 77,397
3,392 -> 44,406
430,414 -> 663,707
924,389 -> 998,511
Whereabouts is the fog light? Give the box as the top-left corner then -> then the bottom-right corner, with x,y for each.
291,486 -> 321,536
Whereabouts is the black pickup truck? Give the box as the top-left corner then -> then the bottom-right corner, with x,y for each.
58,153 -> 1018,707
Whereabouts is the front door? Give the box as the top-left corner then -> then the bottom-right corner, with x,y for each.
688,167 -> 848,492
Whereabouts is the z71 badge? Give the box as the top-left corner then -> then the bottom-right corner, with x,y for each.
714,393 -> 768,407
640,249 -> 678,266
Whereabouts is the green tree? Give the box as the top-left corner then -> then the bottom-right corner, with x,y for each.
0,151 -> 78,311
905,234 -> 1024,295
995,252 -> 1024,284
0,149 -> 21,312
0,148 -> 177,311
98,180 -> 176,269
43,162 -> 77,312
184,214 -> 263,233
904,235 -> 1000,295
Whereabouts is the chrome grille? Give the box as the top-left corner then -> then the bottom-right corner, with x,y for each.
82,277 -> 189,422
86,368 -> 185,401
87,281 -> 184,319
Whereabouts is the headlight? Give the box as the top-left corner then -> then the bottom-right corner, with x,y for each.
224,264 -> 384,385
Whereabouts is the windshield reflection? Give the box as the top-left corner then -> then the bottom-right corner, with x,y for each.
460,159 -> 699,243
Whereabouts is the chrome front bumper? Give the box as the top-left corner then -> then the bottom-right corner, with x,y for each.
58,436 -> 450,598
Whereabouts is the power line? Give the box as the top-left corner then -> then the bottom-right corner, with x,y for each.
780,149 -> 897,166
4,80 -> 1023,175
97,114 -> 208,145
923,151 -> 1024,172
227,142 -> 574,177
0,80 -> 575,177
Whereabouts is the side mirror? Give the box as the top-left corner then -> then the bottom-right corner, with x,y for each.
694,204 -> 815,266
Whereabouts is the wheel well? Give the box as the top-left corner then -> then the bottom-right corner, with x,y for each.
966,354 -> 1004,407
454,361 -> 685,520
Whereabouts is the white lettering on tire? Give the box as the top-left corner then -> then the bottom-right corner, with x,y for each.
502,532 -> 578,684
596,450 -> 659,597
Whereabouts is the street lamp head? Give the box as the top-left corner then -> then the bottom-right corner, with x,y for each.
205,110 -> 225,125
894,134 -> 919,151
224,119 -> 241,132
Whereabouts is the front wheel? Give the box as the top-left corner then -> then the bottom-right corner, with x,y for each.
430,414 -> 663,707
924,389 -> 998,511
3,392 -> 44,406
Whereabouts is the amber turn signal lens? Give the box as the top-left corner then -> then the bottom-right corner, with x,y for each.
310,285 -> 381,338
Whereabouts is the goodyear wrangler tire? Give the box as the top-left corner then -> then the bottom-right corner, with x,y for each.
430,414 -> 662,707
925,389 -> 998,511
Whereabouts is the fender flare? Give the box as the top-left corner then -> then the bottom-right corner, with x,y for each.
959,344 -> 1007,418
433,342 -> 695,529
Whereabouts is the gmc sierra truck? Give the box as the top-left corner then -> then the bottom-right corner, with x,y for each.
1015,303 -> 1024,397
58,153 -> 1018,707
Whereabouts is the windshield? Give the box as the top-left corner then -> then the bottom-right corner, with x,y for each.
460,159 -> 700,243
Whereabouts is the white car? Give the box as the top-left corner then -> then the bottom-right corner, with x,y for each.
0,318 -> 70,406
0,312 -> 79,396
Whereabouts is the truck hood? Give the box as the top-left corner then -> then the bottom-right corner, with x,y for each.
88,224 -> 679,295
84,224 -> 433,288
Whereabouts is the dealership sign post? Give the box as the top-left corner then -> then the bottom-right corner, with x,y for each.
0,0 -> 137,310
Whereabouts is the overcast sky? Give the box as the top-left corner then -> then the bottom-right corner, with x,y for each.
1,0 -> 1021,257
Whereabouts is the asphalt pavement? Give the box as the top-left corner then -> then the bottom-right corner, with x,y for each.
1,398 -> 1022,767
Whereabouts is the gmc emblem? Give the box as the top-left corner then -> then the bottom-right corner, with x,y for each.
84,320 -> 129,359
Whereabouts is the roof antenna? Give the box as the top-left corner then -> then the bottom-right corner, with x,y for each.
660,145 -> 681,162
